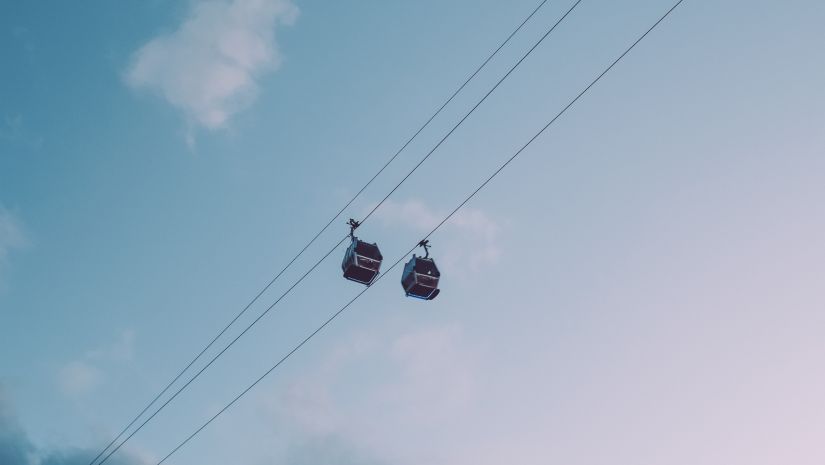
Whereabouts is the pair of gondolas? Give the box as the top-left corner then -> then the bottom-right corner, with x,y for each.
341,219 -> 440,300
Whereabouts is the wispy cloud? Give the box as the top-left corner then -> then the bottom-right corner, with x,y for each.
125,0 -> 298,141
372,198 -> 504,275
0,387 -> 149,465
0,386 -> 35,465
282,435 -> 390,465
260,325 -> 479,464
57,361 -> 103,398
86,330 -> 136,363
389,326 -> 477,416
57,330 -> 137,398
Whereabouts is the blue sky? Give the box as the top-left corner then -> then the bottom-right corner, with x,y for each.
1,0 -> 824,464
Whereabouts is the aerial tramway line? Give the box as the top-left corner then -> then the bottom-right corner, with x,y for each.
87,1 -> 561,462
87,0 -> 695,462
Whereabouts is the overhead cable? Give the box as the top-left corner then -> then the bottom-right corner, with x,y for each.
151,2 -> 687,463
87,2 -> 558,464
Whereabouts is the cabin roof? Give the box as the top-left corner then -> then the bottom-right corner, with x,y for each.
354,239 -> 382,260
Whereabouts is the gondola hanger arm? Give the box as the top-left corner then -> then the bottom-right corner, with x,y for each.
418,239 -> 431,258
347,219 -> 361,239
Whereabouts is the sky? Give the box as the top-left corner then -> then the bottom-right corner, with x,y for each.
1,0 -> 824,464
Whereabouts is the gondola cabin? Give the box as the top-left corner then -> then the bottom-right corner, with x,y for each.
401,254 -> 441,300
342,238 -> 383,285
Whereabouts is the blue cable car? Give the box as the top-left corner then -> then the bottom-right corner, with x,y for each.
401,240 -> 440,300
342,219 -> 383,286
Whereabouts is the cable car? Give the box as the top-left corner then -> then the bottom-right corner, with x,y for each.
342,219 -> 383,285
401,240 -> 440,300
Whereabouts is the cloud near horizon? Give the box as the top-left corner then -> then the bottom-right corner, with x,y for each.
0,390 -> 148,465
125,0 -> 298,135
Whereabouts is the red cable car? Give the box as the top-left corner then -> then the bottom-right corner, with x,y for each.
401,240 -> 440,300
341,220 -> 383,286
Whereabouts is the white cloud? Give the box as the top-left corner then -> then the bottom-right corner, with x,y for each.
389,326 -> 477,415
87,330 -> 136,362
372,198 -> 504,275
58,361 -> 103,397
125,0 -> 298,135
1,388 -> 151,465
58,330 -> 137,398
259,325 -> 479,464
